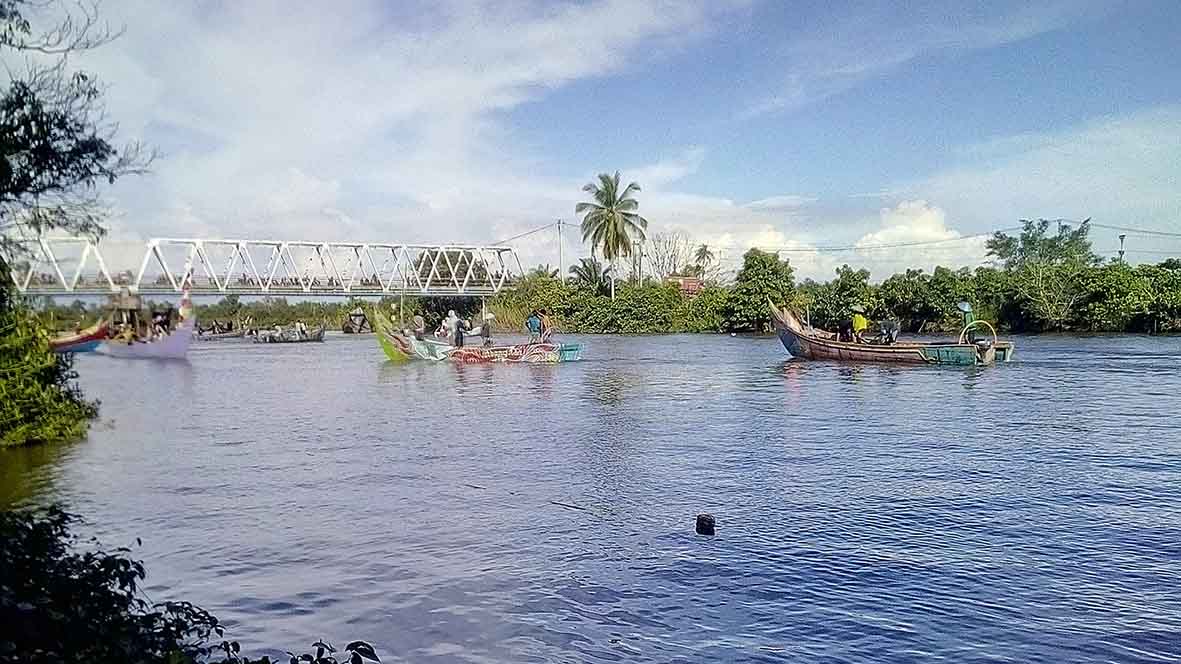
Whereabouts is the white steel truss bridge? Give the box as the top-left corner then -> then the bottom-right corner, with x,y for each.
8,237 -> 525,298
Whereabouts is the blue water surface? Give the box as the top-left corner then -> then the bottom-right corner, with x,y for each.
5,332 -> 1180,663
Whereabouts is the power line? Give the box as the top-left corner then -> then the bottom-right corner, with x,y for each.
743,227 -> 1021,254
492,222 -> 557,246
1090,222 -> 1181,238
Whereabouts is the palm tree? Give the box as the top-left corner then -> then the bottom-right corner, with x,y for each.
569,257 -> 611,296
692,243 -> 715,280
576,171 -> 649,298
694,244 -> 714,266
527,264 -> 560,279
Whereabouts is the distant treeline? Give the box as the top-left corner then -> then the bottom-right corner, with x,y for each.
32,221 -> 1181,336
490,220 -> 1181,335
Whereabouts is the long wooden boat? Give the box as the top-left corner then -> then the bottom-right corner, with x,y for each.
49,321 -> 108,354
769,302 -> 1014,366
195,327 -> 246,340
252,325 -> 326,343
374,312 -> 581,364
97,316 -> 195,360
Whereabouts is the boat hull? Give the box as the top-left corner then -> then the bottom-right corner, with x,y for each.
49,322 -> 108,354
252,326 -> 326,343
770,303 -> 1013,366
97,317 -> 195,359
196,329 -> 245,340
449,342 -> 583,364
374,312 -> 581,363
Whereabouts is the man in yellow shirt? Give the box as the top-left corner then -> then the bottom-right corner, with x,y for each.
851,305 -> 869,342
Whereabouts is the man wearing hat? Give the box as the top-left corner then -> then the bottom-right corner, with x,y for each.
851,304 -> 869,343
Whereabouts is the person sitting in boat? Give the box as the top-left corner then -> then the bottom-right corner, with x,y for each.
480,312 -> 495,347
151,312 -> 167,338
851,305 -> 869,342
525,311 -> 542,342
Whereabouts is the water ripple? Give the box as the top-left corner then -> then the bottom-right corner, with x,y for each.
4,332 -> 1179,663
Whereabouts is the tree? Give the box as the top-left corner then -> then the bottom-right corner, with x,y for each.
1,259 -> 97,447
802,264 -> 875,329
725,248 -> 795,332
646,231 -> 691,280
568,256 -> 611,296
694,243 -> 714,267
986,219 -> 1100,330
527,264 -> 559,279
1,0 -> 155,257
575,171 -> 649,298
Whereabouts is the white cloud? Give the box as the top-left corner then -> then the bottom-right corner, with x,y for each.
746,0 -> 1113,116
624,147 -> 707,189
745,195 -> 817,210
67,0 -> 749,256
851,200 -> 989,277
901,105 -> 1181,248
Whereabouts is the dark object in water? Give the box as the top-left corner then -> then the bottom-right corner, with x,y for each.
696,513 -> 716,536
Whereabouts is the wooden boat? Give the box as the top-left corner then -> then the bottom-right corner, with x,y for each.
97,316 -> 195,360
195,327 -> 245,340
195,317 -> 250,340
252,325 -> 326,343
97,284 -> 196,360
374,312 -> 582,364
769,301 -> 1014,366
49,321 -> 108,353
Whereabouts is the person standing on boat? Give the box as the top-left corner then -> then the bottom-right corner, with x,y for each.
539,309 -> 553,342
295,319 -> 308,339
443,310 -> 461,344
957,302 -> 978,343
525,311 -> 542,342
454,318 -> 469,347
480,312 -> 495,347
412,315 -> 426,341
851,305 -> 869,343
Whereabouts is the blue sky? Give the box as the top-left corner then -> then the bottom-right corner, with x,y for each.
45,0 -> 1181,278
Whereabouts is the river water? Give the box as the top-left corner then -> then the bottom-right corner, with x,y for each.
3,333 -> 1180,663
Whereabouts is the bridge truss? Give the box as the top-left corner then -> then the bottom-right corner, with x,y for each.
8,237 -> 525,298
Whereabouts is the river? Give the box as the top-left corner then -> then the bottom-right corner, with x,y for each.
3,333 -> 1180,663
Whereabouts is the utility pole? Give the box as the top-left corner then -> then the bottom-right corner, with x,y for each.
1118,234 -> 1127,264
556,220 -> 563,278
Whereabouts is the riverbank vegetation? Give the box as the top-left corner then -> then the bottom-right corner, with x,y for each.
0,262 -> 97,448
0,506 -> 381,664
0,0 -> 143,447
491,220 -> 1181,334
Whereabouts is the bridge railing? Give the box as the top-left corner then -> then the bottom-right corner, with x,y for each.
7,238 -> 526,297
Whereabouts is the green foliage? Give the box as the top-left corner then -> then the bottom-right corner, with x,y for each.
575,171 -> 648,262
488,273 -> 725,333
1,259 -> 97,448
725,249 -> 795,332
797,265 -> 873,330
1,1 -> 154,256
987,219 -> 1101,330
567,257 -> 611,296
1076,264 -> 1154,331
0,506 -> 381,664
